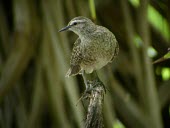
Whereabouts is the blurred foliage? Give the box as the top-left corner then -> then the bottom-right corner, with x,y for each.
0,0 -> 170,128
113,120 -> 125,128
89,0 -> 96,20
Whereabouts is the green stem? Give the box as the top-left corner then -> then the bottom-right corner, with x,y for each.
89,0 -> 96,20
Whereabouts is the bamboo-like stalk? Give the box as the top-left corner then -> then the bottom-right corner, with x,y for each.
65,0 -> 77,19
137,0 -> 163,127
158,80 -> 170,108
106,67 -> 148,128
42,1 -> 84,127
89,0 -> 96,20
27,58 -> 44,128
120,0 -> 145,107
14,86 -> 28,128
41,19 -> 71,128
0,0 -> 169,128
0,4 -> 9,57
0,0 -> 39,102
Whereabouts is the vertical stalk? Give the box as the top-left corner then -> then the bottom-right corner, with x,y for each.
89,0 -> 96,20
138,0 -> 163,127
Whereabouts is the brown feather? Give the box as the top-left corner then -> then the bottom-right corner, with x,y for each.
65,65 -> 81,77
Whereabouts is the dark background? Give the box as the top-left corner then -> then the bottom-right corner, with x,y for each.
0,0 -> 170,128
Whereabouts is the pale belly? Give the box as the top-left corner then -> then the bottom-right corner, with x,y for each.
81,57 -> 111,74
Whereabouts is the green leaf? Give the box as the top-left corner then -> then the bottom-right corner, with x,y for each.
164,52 -> 170,59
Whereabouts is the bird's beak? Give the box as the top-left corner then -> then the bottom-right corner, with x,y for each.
58,25 -> 71,32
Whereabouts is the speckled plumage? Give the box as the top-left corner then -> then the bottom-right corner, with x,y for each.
59,16 -> 119,77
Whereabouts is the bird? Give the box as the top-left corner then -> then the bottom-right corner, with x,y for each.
59,16 -> 119,78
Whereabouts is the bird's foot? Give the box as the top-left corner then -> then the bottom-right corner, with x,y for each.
84,79 -> 106,97
76,79 -> 106,106
75,81 -> 94,106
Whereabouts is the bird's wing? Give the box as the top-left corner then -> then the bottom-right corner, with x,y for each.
110,41 -> 119,62
65,38 -> 83,77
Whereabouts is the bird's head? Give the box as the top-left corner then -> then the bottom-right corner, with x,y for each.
59,16 -> 96,36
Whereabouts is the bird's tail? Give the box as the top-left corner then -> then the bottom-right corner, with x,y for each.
65,65 -> 81,77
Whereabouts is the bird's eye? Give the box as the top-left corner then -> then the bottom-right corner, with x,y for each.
73,22 -> 77,25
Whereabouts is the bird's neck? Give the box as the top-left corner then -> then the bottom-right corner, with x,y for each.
78,25 -> 96,38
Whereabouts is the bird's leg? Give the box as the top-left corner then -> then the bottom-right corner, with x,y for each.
82,70 -> 88,89
75,70 -> 91,109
